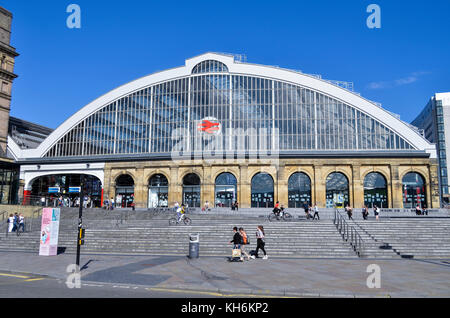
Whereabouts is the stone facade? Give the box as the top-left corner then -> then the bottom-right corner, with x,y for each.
102,157 -> 440,209
0,6 -> 18,158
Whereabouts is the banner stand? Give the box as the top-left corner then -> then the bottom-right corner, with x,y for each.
39,208 -> 61,256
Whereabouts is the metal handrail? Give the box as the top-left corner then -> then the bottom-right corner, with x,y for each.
0,211 -> 7,222
30,207 -> 43,232
334,210 -> 365,257
0,211 -> 8,235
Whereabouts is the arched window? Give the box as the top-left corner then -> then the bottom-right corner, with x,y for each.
148,174 -> 169,208
364,172 -> 388,208
192,60 -> 229,74
215,173 -> 237,208
288,172 -> 311,208
251,173 -> 274,208
115,174 -> 134,208
402,172 -> 427,208
326,172 -> 349,208
183,173 -> 201,208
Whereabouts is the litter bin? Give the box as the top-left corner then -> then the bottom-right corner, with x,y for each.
188,233 -> 199,258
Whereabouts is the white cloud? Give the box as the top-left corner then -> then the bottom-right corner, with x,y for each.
366,71 -> 430,90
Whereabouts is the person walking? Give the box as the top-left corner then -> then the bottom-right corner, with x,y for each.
313,203 -> 320,220
374,205 -> 380,220
12,213 -> 19,232
229,227 -> 242,260
7,214 -> 14,233
303,202 -> 309,219
18,214 -> 25,233
362,205 -> 369,220
345,204 -> 353,220
253,225 -> 268,259
239,227 -> 251,261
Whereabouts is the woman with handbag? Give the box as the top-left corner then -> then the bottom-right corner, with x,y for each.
253,225 -> 268,259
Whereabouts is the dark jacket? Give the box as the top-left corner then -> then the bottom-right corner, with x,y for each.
230,232 -> 242,245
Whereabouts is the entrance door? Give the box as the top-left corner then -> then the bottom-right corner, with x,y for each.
215,173 -> 237,208
182,174 -> 201,208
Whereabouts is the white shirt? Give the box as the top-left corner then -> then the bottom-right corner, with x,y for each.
256,229 -> 265,239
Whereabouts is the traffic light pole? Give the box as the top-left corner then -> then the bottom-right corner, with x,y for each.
76,180 -> 84,267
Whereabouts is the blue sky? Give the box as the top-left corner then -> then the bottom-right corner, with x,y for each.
2,0 -> 449,129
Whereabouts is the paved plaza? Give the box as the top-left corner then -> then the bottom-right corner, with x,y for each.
0,251 -> 449,298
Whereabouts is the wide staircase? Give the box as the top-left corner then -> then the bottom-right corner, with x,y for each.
0,208 -> 358,258
351,218 -> 450,259
0,208 -> 449,259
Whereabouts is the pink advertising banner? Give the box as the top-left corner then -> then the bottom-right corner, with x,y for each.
39,208 -> 60,256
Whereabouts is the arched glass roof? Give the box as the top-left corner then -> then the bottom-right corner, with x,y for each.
42,73 -> 417,158
12,53 -> 433,161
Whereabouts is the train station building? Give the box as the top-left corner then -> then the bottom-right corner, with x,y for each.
8,53 -> 440,209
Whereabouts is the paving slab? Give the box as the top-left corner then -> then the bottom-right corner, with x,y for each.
0,251 -> 449,297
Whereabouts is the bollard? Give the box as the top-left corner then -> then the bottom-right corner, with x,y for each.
188,233 -> 200,259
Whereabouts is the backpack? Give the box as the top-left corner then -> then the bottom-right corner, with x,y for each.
241,232 -> 249,245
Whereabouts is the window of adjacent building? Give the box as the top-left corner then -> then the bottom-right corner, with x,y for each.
1,81 -> 8,94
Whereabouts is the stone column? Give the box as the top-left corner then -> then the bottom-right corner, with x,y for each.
277,163 -> 288,206
429,162 -> 440,208
202,165 -> 214,208
352,165 -> 363,209
134,167 -> 146,209
104,168 -> 114,203
239,164 -> 250,208
313,165 -> 325,208
168,165 -> 180,206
